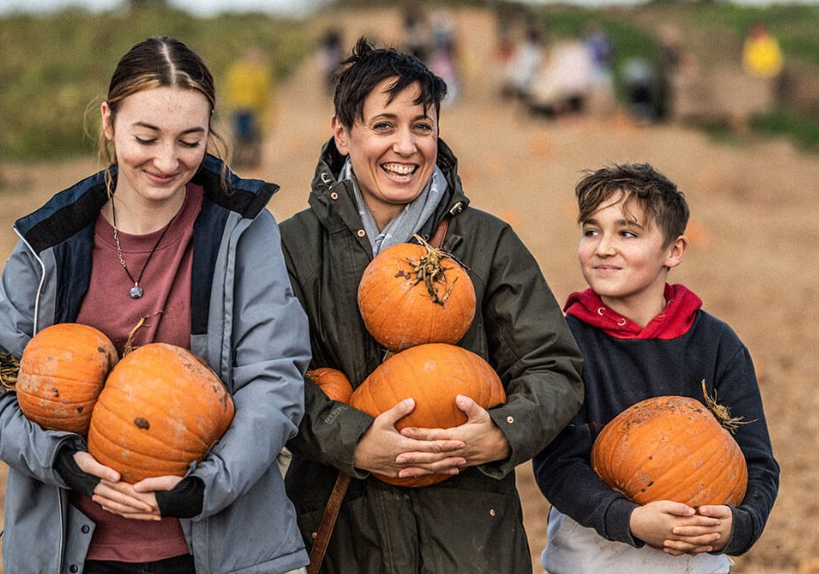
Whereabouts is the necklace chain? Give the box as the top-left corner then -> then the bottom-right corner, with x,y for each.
111,199 -> 179,299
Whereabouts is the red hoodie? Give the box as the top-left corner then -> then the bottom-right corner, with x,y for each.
562,283 -> 702,340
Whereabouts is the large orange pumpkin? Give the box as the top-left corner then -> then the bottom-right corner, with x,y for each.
350,343 -> 506,487
16,323 -> 118,435
87,343 -> 234,483
307,367 -> 353,403
357,240 -> 476,353
590,395 -> 748,507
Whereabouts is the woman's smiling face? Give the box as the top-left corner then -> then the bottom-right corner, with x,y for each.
103,85 -> 210,207
333,77 -> 438,230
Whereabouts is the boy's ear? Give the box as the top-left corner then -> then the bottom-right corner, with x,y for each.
665,234 -> 689,269
331,116 -> 350,157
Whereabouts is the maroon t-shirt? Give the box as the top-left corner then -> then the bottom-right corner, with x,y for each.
73,183 -> 203,562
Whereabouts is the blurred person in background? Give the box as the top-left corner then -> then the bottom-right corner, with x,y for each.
0,36 -> 309,574
583,22 -> 616,117
502,24 -> 545,101
427,9 -> 461,106
317,27 -> 344,96
279,37 -> 584,574
528,37 -> 594,119
742,23 -> 783,80
402,2 -> 432,62
622,56 -> 662,124
225,45 -> 274,168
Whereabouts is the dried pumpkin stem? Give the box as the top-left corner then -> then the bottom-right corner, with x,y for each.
123,315 -> 150,357
0,350 -> 20,392
701,379 -> 748,433
407,234 -> 458,306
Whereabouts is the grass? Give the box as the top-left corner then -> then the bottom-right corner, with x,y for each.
751,108 -> 819,152
0,6 -> 312,160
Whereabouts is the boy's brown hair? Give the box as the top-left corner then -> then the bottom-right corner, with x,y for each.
575,163 -> 689,247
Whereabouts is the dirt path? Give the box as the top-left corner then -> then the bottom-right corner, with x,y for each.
1,6 -> 817,573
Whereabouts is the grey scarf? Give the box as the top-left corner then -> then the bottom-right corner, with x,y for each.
339,158 -> 448,254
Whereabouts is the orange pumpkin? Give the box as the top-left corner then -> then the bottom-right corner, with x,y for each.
357,240 -> 476,353
307,367 -> 353,403
350,343 -> 506,487
87,343 -> 234,483
16,323 -> 118,435
590,395 -> 748,507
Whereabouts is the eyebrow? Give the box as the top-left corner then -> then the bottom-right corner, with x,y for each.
368,112 -> 432,122
133,121 -> 206,135
583,217 -> 645,229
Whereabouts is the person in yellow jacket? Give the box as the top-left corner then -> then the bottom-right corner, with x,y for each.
226,46 -> 273,168
742,23 -> 783,79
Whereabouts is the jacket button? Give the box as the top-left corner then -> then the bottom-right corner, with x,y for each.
312,531 -> 318,539
506,415 -> 514,424
69,565 -> 79,573
81,525 -> 90,534
490,508 -> 496,516
330,192 -> 339,200
357,230 -> 366,238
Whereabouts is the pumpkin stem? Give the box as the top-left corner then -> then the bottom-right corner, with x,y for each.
408,234 -> 458,306
701,379 -> 749,433
122,315 -> 150,357
0,350 -> 20,392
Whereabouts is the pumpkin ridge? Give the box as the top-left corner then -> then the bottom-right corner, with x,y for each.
635,434 -> 722,502
19,367 -> 110,383
91,401 -> 210,456
88,428 -> 187,476
90,413 -> 206,460
17,393 -> 98,408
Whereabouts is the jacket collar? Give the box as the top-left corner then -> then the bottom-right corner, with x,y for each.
14,155 -> 277,254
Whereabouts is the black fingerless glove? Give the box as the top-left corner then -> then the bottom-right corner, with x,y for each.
54,445 -> 100,497
155,476 -> 205,518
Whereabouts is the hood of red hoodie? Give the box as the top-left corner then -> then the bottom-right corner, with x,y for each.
563,283 -> 702,340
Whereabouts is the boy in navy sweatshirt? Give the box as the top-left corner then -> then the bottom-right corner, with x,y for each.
533,163 -> 779,573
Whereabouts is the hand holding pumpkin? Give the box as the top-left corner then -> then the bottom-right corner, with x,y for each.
353,398 -> 466,478
629,500 -> 722,555
672,505 -> 733,553
94,477 -> 165,521
398,394 -> 511,468
72,450 -> 157,518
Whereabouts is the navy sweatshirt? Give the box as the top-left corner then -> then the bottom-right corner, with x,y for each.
533,284 -> 779,556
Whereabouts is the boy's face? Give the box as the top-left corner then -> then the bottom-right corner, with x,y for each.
578,193 -> 687,320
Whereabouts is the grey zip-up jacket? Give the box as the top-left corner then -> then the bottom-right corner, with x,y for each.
0,156 -> 311,574
279,139 -> 584,573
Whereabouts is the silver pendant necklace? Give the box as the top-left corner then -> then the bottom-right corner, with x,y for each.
111,199 -> 179,299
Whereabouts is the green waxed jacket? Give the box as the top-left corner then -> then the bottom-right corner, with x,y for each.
279,138 -> 583,574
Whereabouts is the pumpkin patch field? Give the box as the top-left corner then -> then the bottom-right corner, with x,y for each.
1,6 -> 817,573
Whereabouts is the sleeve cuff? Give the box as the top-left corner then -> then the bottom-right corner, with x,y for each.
604,497 -> 643,547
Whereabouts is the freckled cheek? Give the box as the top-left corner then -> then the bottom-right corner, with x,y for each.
578,243 -> 594,263
181,149 -> 206,171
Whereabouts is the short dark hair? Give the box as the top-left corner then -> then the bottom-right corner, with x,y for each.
333,37 -> 447,129
575,163 -> 689,247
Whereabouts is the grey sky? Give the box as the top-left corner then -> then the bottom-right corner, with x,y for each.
2,0 -> 811,17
